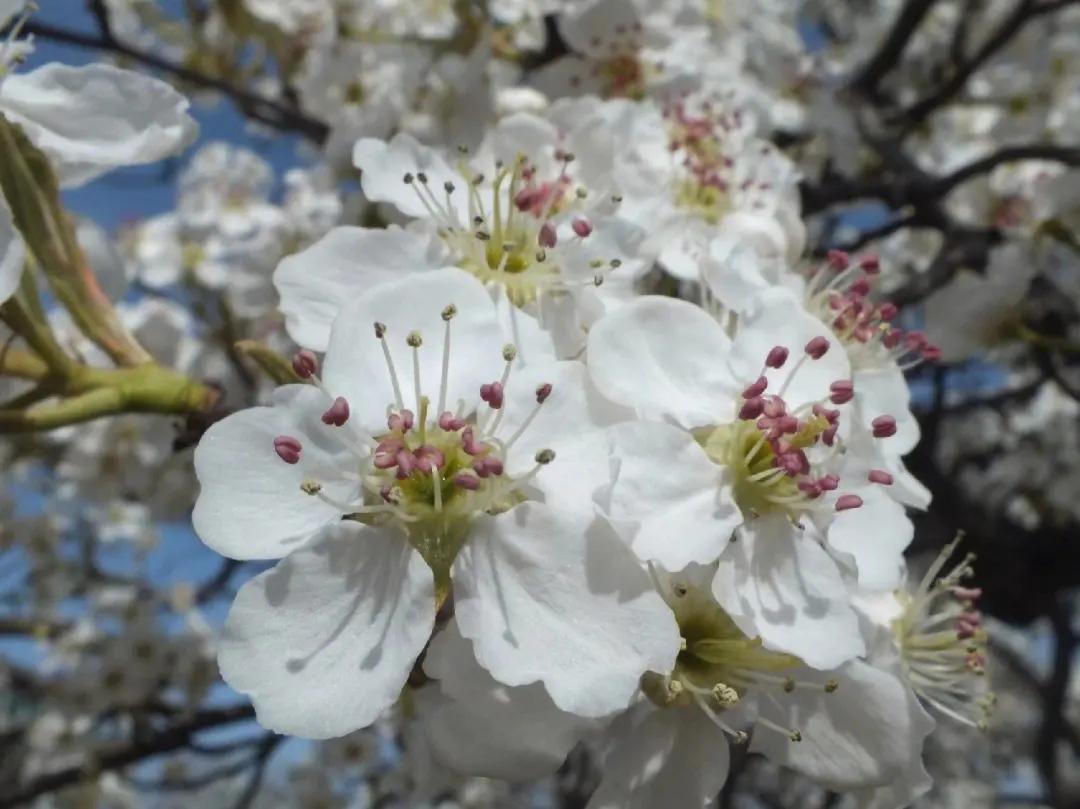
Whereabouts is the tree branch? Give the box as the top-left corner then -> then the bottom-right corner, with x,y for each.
21,20 -> 329,143
0,704 -> 257,808
849,0 -> 939,101
898,0 -> 1077,126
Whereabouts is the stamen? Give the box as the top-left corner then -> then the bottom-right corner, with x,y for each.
871,415 -> 897,438
502,385 -> 553,449
756,715 -> 802,742
835,494 -> 863,511
375,322 -> 405,412
765,346 -> 789,369
292,349 -> 319,379
407,330 -> 423,412
431,468 -> 443,512
321,396 -> 350,427
273,436 -> 302,464
438,304 -> 456,413
804,336 -> 830,360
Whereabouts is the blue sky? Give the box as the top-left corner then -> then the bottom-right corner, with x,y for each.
26,2 -> 306,231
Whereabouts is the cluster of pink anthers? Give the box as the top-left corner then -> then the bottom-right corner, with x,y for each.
732,338 -> 900,514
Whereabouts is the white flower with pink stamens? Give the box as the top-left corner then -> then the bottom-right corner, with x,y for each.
194,268 -> 678,738
586,289 -> 915,667
598,92 -> 804,283
275,109 -> 646,361
415,567 -> 926,806
704,245 -> 935,509
532,0 -> 709,102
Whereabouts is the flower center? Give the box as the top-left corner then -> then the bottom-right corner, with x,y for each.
568,21 -> 650,99
663,100 -> 776,228
803,250 -> 941,371
892,536 -> 995,730
691,341 -> 898,524
641,577 -> 832,743
403,154 -> 621,307
274,310 -> 556,599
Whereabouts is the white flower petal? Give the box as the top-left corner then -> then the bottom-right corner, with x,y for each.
587,296 -> 738,429
731,288 -> 851,410
601,421 -> 741,570
853,366 -> 919,454
750,661 -> 931,790
219,522 -> 435,738
353,132 -> 461,219
193,385 -> 359,560
322,267 -> 504,435
494,359 -> 616,478
826,485 -> 913,591
587,704 -> 730,809
275,225 -> 448,351
713,515 -> 864,668
453,503 -> 681,718
422,619 -> 589,780
1,64 -> 196,188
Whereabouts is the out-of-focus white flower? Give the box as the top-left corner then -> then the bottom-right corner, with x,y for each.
594,93 -> 804,281
0,4 -> 196,188
924,243 -> 1035,362
280,107 -> 646,358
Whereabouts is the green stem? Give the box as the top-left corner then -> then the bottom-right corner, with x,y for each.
0,364 -> 219,433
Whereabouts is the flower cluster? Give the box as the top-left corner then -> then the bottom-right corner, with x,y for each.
19,0 -> 1080,804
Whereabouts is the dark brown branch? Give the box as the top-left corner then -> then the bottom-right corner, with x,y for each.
0,704 -> 256,808
849,0 -> 939,101
899,0 -> 1078,126
931,145 -> 1080,194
